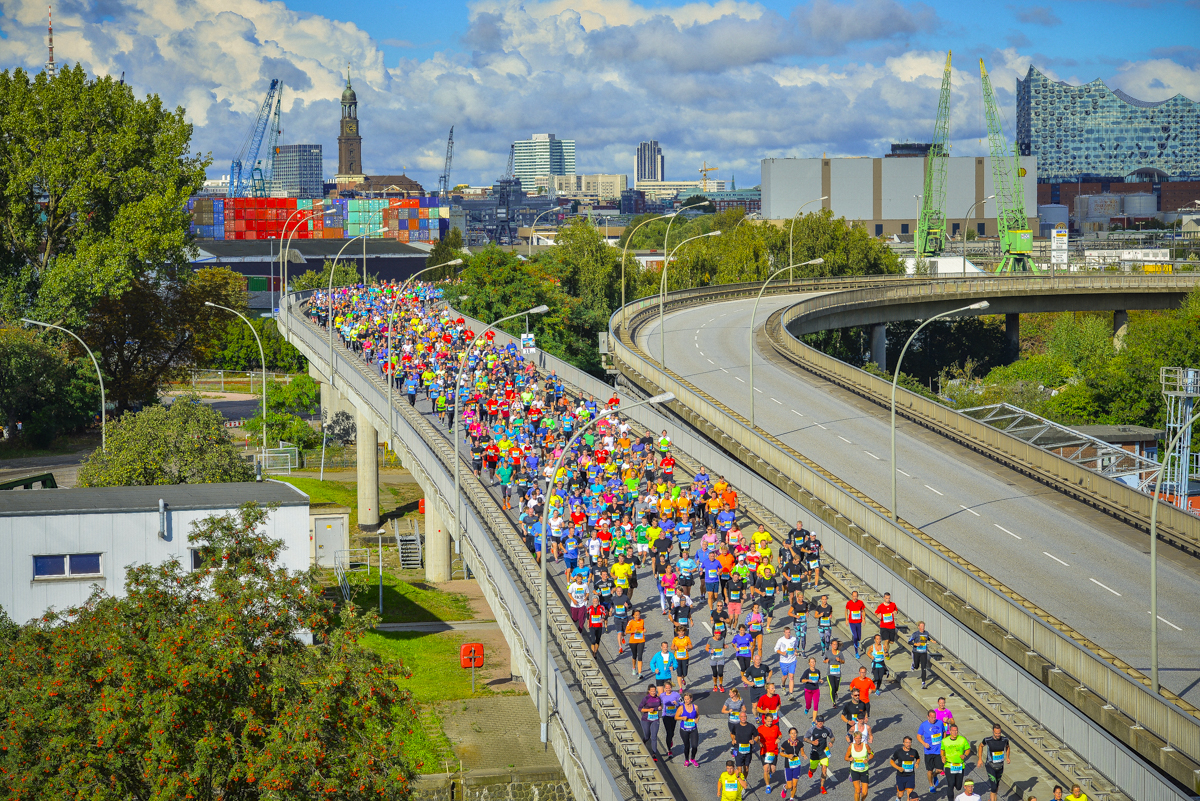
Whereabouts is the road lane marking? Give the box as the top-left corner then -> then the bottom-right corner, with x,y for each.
816,424 -> 827,429
838,436 -> 852,444
896,469 -> 911,477
754,387 -> 763,393
735,376 -> 745,382
792,410 -> 805,417
864,451 -> 880,460
995,524 -> 1021,539
1090,578 -> 1121,596
721,368 -> 729,373
1043,551 -> 1069,567
707,359 -> 715,364
771,398 -> 782,404
1146,613 -> 1182,631
959,505 -> 980,517
925,485 -> 944,496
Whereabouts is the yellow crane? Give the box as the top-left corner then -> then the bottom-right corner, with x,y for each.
698,161 -> 718,193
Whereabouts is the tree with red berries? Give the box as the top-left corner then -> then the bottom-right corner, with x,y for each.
0,503 -> 417,799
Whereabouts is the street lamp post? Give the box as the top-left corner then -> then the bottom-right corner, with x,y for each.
528,208 -> 559,258
538,391 -> 675,744
659,230 -> 722,370
384,259 -> 464,450
662,200 -> 706,258
451,306 -> 549,576
890,301 -> 990,520
21,319 -> 107,451
281,207 -> 333,298
961,195 -> 996,264
1147,411 -> 1200,694
621,212 -> 676,327
748,258 -> 824,427
788,196 -> 828,278
320,229 -> 388,481
204,302 -> 268,465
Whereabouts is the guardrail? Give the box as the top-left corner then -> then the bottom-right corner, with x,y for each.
282,291 -> 669,801
608,276 -> 1200,795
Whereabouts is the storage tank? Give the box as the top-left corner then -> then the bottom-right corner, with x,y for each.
1122,192 -> 1157,217
1087,194 -> 1122,218
1038,204 -> 1069,226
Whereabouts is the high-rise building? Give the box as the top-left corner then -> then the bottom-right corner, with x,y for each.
1017,65 -> 1200,183
337,69 -> 364,183
271,145 -> 323,197
636,140 -> 664,183
512,134 -> 575,189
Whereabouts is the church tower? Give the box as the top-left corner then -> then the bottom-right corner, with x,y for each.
336,66 -> 364,183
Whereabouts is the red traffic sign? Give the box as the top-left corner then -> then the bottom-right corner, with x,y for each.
418,498 -> 426,514
460,642 -> 484,669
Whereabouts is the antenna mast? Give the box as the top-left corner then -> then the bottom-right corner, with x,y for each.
46,5 -> 56,77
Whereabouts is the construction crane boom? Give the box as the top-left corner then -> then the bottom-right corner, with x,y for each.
916,51 -> 952,260
698,161 -> 718,193
980,59 -> 1034,272
438,127 -> 455,199
228,79 -> 281,198
252,85 -> 284,197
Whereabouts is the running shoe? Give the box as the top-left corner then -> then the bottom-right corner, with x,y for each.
808,770 -> 813,779
821,786 -> 827,794
766,785 -> 772,795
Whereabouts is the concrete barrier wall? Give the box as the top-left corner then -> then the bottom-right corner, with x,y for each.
604,281 -> 1199,798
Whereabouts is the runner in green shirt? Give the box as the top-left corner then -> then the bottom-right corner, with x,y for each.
939,724 -> 972,799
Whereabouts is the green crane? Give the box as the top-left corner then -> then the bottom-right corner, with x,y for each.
916,51 -> 953,262
980,58 -> 1035,273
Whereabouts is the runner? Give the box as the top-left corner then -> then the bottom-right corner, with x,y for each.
824,639 -> 846,705
840,688 -> 868,742
638,684 -> 662,762
732,709 -> 758,778
718,760 -> 745,801
916,709 -> 948,790
708,631 -> 728,693
845,729 -> 874,801
940,723 -> 973,801
773,625 -> 800,697
754,682 -> 782,725
746,602 -> 767,661
743,653 -> 772,699
845,590 -> 866,658
813,595 -> 835,654
956,779 -> 982,801
722,688 -> 745,755
908,621 -> 937,689
758,713 -> 782,795
800,657 -> 823,722
868,633 -> 888,691
732,624 -> 754,684
978,724 -> 1011,801
804,717 -> 833,795
625,610 -> 646,678
677,691 -> 701,766
660,679 -> 682,759
671,626 -> 693,692
651,641 -> 678,689
890,735 -> 920,801
789,592 -> 809,653
780,727 -> 804,800
586,595 -> 607,655
875,592 -> 898,659
849,666 -> 877,719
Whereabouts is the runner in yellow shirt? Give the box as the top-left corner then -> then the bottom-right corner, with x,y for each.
717,761 -> 745,801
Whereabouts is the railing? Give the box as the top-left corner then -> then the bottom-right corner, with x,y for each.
333,548 -> 369,602
607,274 -> 1200,796
170,368 -> 300,394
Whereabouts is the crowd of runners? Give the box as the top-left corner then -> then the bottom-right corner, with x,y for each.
309,282 -> 1084,801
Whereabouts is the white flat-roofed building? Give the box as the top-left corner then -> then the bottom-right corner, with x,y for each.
0,481 -> 310,625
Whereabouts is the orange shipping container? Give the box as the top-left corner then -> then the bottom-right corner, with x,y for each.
397,230 -> 409,242
408,219 -> 419,230
418,208 -> 430,219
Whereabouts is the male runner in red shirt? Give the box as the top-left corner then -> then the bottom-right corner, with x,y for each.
874,592 -> 898,660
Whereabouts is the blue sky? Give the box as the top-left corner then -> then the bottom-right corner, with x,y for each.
2,0 -> 1198,190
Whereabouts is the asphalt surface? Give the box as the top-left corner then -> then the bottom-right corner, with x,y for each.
637,295 -> 1200,707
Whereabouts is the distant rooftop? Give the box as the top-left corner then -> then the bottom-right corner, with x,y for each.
0,481 -> 308,517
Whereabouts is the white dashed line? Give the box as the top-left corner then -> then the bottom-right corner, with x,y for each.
1090,578 -> 1121,596
754,388 -> 763,393
896,469 -> 911,477
1043,551 -> 1070,567
699,351 -> 704,356
771,398 -> 782,404
1147,613 -> 1182,631
864,451 -> 880,460
838,436 -> 852,444
707,359 -> 715,364
792,410 -> 805,417
696,330 -> 700,334
959,505 -> 980,517
735,376 -> 745,383
995,524 -> 1021,539
925,485 -> 944,496
816,424 -> 827,430
720,368 -> 729,373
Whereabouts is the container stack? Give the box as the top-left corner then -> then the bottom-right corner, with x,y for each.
189,195 -> 447,242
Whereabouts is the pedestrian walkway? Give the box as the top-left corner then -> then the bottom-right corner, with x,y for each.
375,619 -> 499,632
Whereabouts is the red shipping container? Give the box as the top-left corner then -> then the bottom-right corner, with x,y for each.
234,220 -> 245,232
398,230 -> 409,243
403,198 -> 418,208
245,231 -> 257,240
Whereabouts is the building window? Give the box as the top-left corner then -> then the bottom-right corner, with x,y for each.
33,553 -> 102,579
977,222 -> 986,235
901,223 -> 909,234
951,222 -> 960,236
190,549 -> 207,571
875,224 -> 883,236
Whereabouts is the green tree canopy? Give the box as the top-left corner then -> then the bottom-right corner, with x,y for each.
198,314 -> 307,373
77,395 -> 254,486
243,374 -> 321,450
289,259 -> 374,292
0,503 -> 417,798
0,324 -> 98,447
424,227 -> 465,281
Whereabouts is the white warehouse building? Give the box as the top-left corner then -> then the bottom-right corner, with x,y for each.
0,482 -> 312,626
761,155 -> 1038,239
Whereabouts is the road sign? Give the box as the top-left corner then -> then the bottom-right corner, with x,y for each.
521,333 -> 537,355
461,642 -> 484,693
1051,228 -> 1069,266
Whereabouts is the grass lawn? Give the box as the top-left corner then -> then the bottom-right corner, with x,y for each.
273,476 -> 424,531
348,570 -> 474,624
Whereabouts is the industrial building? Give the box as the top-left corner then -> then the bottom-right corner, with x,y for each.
512,134 -> 576,189
636,140 -> 665,183
546,173 -> 627,201
761,155 -> 1037,238
271,144 -> 323,197
1017,66 -> 1200,184
635,179 -> 728,201
0,482 -> 310,626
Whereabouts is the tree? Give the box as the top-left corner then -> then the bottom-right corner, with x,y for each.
0,324 -> 98,447
425,227 -> 465,280
680,194 -> 716,214
243,375 -> 322,450
0,65 -> 206,328
76,396 -> 254,486
0,503 -> 418,798
83,267 -> 249,411
198,316 -> 307,373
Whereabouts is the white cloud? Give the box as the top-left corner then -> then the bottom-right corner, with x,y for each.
1,0 -> 1195,191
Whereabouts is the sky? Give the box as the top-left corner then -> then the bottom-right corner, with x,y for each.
2,0 -> 1199,191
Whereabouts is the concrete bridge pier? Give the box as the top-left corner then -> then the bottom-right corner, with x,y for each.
356,410 -> 380,531
1114,309 -> 1128,349
869,323 -> 887,372
423,494 -> 451,583
1005,313 -> 1020,362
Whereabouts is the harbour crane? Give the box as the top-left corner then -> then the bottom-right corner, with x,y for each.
438,127 -> 455,199
916,51 -> 952,261
980,59 -> 1035,272
228,79 -> 281,198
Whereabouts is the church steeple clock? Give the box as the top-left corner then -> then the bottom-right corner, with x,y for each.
337,65 -> 364,180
